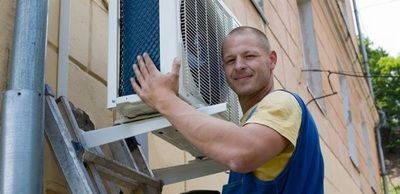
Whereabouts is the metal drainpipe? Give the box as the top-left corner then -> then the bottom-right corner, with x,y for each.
376,110 -> 390,194
0,0 -> 49,193
351,0 -> 389,193
352,0 -> 374,98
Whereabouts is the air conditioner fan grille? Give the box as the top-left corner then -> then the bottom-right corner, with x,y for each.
180,0 -> 240,123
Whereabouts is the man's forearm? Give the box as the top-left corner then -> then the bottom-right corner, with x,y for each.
155,94 -> 248,168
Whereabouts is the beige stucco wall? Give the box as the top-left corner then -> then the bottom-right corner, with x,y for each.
0,0 -> 16,114
0,0 -> 381,193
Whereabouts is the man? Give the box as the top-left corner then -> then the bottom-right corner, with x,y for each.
130,26 -> 324,194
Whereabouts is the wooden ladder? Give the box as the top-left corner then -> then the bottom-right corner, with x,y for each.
44,85 -> 163,194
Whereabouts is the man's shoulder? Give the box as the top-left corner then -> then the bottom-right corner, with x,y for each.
260,90 -> 299,106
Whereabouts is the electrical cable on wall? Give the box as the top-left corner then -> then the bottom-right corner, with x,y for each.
303,69 -> 398,78
301,69 -> 399,105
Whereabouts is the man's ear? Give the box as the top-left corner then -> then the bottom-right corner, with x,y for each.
268,50 -> 277,70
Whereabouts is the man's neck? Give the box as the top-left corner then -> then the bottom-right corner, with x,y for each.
239,85 -> 273,114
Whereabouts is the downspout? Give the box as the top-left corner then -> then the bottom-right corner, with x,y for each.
351,0 -> 389,193
351,0 -> 374,98
0,0 -> 49,193
376,110 -> 390,194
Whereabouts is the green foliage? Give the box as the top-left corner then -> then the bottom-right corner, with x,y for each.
395,185 -> 400,193
364,38 -> 389,67
364,38 -> 400,154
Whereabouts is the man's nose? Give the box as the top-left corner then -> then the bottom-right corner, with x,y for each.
234,57 -> 246,70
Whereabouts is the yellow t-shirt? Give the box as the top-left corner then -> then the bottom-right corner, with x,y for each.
240,90 -> 302,181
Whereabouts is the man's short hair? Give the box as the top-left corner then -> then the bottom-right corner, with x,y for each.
224,26 -> 271,53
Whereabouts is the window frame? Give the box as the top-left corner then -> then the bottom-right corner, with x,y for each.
250,0 -> 268,24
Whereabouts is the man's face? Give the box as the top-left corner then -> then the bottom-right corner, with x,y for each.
222,33 -> 276,98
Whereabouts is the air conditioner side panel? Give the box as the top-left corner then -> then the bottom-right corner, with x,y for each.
159,0 -> 180,73
107,0 -> 119,109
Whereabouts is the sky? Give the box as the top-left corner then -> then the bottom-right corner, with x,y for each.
356,0 -> 400,57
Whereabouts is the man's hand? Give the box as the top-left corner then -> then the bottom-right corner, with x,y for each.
130,53 -> 181,110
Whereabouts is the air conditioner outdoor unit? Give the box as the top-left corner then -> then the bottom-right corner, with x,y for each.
108,0 -> 241,157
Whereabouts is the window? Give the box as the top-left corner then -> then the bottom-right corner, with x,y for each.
337,0 -> 350,28
251,0 -> 268,24
298,0 -> 325,111
361,119 -> 377,190
340,74 -> 359,167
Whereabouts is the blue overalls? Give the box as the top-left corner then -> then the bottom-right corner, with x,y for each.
222,91 -> 324,194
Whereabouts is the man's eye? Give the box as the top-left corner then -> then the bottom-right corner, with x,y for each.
246,55 -> 256,59
224,59 -> 234,65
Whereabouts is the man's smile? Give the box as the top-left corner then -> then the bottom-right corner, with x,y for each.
234,74 -> 253,81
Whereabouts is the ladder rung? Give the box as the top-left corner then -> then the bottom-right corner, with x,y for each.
94,165 -> 140,190
83,150 -> 162,190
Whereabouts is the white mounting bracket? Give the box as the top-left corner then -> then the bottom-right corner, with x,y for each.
81,103 -> 227,148
153,158 -> 228,185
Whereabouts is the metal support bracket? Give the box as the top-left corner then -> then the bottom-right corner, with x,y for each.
153,159 -> 228,185
81,103 -> 227,148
